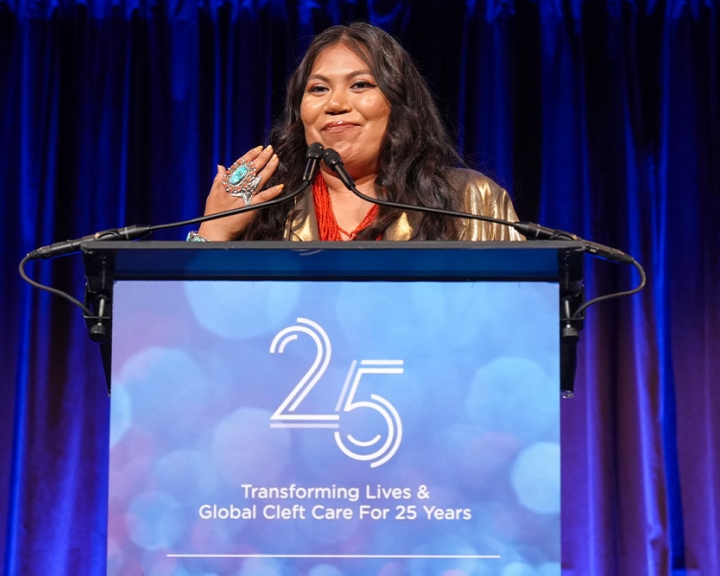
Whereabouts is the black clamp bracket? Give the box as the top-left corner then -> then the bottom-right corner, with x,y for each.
558,247 -> 585,398
83,249 -> 115,392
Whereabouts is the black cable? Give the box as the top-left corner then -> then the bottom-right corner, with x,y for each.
571,259 -> 646,320
18,255 -> 93,316
144,182 -> 310,233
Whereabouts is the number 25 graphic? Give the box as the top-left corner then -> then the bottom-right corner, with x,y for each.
269,318 -> 403,468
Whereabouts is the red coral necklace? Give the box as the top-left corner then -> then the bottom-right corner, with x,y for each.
313,172 -> 379,241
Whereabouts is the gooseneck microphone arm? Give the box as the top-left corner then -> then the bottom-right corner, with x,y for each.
26,142 -> 325,261
322,148 -> 636,265
321,147 -> 646,320
20,143 -> 325,317
145,141 -> 323,237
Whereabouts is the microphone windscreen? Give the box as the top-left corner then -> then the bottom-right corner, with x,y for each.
307,142 -> 324,159
322,148 -> 343,167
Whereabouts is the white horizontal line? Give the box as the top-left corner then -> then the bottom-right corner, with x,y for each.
167,554 -> 501,559
270,415 -> 340,421
270,423 -> 339,429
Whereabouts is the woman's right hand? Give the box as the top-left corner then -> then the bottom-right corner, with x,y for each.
197,145 -> 284,241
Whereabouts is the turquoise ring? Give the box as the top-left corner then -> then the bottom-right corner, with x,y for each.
222,159 -> 260,205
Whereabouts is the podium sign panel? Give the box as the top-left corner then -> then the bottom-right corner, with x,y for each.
106,271 -> 561,574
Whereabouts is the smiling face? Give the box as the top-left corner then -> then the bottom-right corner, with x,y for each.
300,43 -> 391,180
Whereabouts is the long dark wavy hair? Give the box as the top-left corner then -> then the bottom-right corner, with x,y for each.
238,22 -> 465,241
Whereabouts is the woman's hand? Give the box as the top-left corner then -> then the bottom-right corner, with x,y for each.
197,145 -> 284,241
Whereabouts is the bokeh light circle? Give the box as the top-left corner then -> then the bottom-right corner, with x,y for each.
185,281 -> 299,340
510,442 -> 560,514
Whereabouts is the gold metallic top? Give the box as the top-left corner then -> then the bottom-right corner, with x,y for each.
283,168 -> 524,241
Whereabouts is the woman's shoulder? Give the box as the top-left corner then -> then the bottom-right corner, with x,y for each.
444,167 -> 525,241
446,167 -> 506,199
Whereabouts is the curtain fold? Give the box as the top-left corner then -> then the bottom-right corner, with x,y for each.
1,1 -> 718,574
663,3 -> 720,572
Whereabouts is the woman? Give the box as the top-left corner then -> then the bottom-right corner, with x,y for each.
190,22 -> 523,242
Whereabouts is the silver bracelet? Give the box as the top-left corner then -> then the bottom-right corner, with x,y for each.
186,230 -> 209,242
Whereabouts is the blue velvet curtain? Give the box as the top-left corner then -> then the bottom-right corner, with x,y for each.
1,0 -> 718,574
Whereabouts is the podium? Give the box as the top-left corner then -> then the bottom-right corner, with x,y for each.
82,240 -> 583,576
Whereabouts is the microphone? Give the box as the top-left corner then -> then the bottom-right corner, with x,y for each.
322,148 -> 357,191
302,142 -> 324,183
26,143 -> 325,260
322,148 -> 635,265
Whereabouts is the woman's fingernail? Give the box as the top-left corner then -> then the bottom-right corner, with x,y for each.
217,165 -> 223,174
254,145 -> 263,152
277,184 -> 285,190
271,154 -> 278,161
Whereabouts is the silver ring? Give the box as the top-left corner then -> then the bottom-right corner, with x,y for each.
223,159 -> 259,203
229,175 -> 261,206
